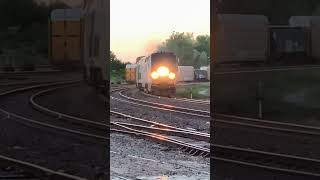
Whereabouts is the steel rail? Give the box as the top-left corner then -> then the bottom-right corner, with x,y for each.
114,89 -> 320,136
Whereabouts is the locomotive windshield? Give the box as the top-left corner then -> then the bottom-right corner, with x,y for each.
151,53 -> 178,72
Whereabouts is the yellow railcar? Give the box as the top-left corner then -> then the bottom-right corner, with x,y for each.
125,64 -> 137,83
49,9 -> 83,68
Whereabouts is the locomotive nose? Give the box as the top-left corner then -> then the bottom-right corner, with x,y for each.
151,66 -> 176,80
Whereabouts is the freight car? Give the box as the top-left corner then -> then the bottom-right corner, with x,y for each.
310,17 -> 320,60
82,0 -> 109,92
136,52 -> 178,97
214,14 -> 269,64
125,64 -> 137,83
49,9 -> 83,68
289,16 -> 320,61
214,14 -> 320,66
269,25 -> 311,63
177,66 -> 194,82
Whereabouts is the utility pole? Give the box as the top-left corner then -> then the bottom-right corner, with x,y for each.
256,80 -> 264,119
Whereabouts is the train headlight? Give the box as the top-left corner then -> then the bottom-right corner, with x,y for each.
168,72 -> 176,79
151,71 -> 159,79
157,66 -> 169,77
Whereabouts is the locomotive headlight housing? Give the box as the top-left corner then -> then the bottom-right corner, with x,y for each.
168,72 -> 175,79
157,66 -> 169,77
151,71 -> 159,79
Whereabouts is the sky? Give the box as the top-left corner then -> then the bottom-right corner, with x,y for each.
111,0 -> 210,63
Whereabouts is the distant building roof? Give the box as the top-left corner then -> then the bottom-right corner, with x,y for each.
51,8 -> 82,21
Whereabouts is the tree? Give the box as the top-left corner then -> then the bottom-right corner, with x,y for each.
194,35 -> 210,58
160,32 -> 195,66
159,32 -> 210,67
110,51 -> 125,71
0,0 -> 69,29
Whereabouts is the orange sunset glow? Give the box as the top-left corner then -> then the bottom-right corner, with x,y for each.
111,0 -> 210,63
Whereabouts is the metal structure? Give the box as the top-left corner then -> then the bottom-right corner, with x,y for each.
215,14 -> 269,63
177,66 -> 194,82
136,52 -> 178,97
49,9 -> 83,67
125,64 -> 137,83
82,0 -> 109,91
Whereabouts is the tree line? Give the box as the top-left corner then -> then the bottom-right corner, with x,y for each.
158,32 -> 210,68
0,0 -> 69,56
111,32 -> 210,70
0,0 -> 68,29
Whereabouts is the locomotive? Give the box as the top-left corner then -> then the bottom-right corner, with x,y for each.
136,52 -> 178,97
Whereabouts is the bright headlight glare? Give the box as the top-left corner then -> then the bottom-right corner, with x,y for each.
151,71 -> 159,79
168,72 -> 175,79
157,66 -> 169,77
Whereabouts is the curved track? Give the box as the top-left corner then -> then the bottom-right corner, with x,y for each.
114,88 -> 320,136
0,81 -> 108,179
111,86 -> 320,178
141,90 -> 210,105
31,86 -> 210,157
0,154 -> 85,180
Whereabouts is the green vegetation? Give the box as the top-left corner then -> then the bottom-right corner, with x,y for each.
110,51 -> 128,83
158,32 -> 209,68
111,68 -> 125,84
176,83 -> 210,100
0,0 -> 69,68
213,69 -> 320,125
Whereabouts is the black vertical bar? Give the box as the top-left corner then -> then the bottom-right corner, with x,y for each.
64,20 -> 67,62
48,17 -> 52,64
211,0 -> 218,179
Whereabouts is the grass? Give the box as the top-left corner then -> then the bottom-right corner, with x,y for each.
213,69 -> 320,125
176,83 -> 210,100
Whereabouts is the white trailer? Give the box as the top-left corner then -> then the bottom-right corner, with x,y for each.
177,66 -> 194,82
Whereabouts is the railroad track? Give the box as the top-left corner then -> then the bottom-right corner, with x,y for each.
112,88 -> 320,136
0,79 -> 76,87
0,154 -> 85,180
111,111 -> 210,142
23,85 -> 320,178
141,91 -> 210,105
28,85 -> 210,158
111,88 -> 320,178
213,143 -> 320,178
112,89 -> 210,117
0,81 -> 109,179
0,69 -> 61,77
112,123 -> 210,157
